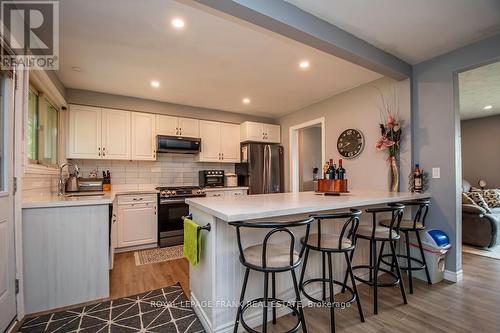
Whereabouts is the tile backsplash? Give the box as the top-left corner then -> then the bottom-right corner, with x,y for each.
71,154 -> 235,187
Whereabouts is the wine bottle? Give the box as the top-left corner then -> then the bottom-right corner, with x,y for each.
328,159 -> 336,180
323,161 -> 329,179
337,159 -> 346,180
414,164 -> 423,192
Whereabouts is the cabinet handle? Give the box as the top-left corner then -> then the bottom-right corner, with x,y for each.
132,198 -> 144,201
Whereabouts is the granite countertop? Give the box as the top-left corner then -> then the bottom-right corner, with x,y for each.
186,190 -> 432,222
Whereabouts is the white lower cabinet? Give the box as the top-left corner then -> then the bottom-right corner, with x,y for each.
116,195 -> 157,249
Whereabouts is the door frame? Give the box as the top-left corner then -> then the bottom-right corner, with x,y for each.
289,117 -> 325,193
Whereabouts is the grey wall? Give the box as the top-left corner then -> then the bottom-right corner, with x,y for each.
298,126 -> 321,191
412,33 -> 500,273
280,77 -> 411,193
461,115 -> 500,188
65,89 -> 276,124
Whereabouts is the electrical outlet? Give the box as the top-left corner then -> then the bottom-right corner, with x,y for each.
432,168 -> 440,179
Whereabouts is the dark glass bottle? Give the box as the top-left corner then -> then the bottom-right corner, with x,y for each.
336,159 -> 346,180
328,159 -> 336,180
414,164 -> 423,192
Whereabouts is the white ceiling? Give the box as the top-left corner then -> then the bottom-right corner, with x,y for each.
459,61 -> 500,120
285,0 -> 500,64
57,0 -> 382,118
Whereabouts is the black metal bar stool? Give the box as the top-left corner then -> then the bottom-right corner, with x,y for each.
229,217 -> 314,333
342,204 -> 407,315
298,209 -> 365,333
379,199 -> 432,294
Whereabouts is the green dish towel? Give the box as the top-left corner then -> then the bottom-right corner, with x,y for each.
183,218 -> 202,266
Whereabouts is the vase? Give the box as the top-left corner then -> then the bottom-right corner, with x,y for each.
389,156 -> 399,192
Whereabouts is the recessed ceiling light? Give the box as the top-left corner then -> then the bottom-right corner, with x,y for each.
171,18 -> 185,29
483,105 -> 493,110
151,80 -> 160,88
71,66 -> 81,72
299,60 -> 310,69
242,98 -> 251,104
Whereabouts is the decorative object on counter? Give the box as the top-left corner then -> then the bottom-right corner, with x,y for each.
337,128 -> 364,158
103,170 -> 111,191
375,87 -> 402,192
409,164 -> 429,193
225,172 -> 238,187
317,158 -> 348,194
88,169 -> 98,178
312,167 -> 319,181
478,179 -> 487,190
134,245 -> 184,266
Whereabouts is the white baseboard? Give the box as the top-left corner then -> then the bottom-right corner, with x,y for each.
444,269 -> 463,282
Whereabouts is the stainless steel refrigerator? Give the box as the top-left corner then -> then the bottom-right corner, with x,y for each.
235,143 -> 284,194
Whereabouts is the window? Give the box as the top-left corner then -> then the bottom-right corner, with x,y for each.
27,86 -> 59,168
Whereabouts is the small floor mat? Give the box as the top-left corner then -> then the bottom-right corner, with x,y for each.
134,245 -> 185,266
18,284 -> 205,333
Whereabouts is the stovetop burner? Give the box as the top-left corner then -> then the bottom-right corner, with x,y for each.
156,186 -> 205,199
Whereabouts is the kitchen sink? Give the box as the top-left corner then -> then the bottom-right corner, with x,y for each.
65,192 -> 105,197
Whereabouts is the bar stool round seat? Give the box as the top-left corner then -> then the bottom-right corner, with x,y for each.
243,244 -> 300,270
378,199 -> 432,294
345,204 -> 408,315
230,217 -> 315,333
299,209 -> 365,333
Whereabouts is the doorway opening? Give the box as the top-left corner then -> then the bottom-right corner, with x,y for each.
289,118 -> 325,192
458,60 -> 500,261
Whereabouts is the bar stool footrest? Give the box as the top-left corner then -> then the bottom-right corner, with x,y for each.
239,297 -> 302,333
300,277 -> 356,305
379,253 -> 427,271
351,264 -> 400,287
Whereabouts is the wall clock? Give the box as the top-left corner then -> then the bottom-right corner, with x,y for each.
337,129 -> 364,159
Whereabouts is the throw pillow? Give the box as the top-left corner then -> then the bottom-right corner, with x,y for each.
462,192 -> 476,205
482,189 -> 500,208
466,192 -> 491,213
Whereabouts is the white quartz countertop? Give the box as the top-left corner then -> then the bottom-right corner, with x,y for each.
186,190 -> 431,222
22,189 -> 159,209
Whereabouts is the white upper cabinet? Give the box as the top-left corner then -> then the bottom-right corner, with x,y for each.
199,121 -> 241,163
101,108 -> 131,160
240,121 -> 281,143
156,115 -> 199,138
131,112 -> 156,161
220,123 -> 240,162
68,105 -> 102,159
199,120 -> 221,162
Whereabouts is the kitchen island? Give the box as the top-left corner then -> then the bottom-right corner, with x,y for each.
186,190 -> 431,333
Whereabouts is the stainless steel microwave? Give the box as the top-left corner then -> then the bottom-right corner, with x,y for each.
156,135 -> 201,154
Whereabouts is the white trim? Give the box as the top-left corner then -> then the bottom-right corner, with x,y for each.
444,269 -> 463,283
190,292 -> 214,333
289,117 -> 326,193
28,71 -> 66,109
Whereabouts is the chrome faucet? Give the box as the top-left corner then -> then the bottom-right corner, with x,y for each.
58,162 -> 79,196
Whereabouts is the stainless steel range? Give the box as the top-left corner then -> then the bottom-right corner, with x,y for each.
157,186 -> 206,247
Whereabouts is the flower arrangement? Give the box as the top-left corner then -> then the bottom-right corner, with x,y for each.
375,89 -> 401,158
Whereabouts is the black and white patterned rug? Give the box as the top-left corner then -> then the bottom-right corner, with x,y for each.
18,284 -> 205,333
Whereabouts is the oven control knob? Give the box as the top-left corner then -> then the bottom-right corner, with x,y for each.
166,190 -> 172,195
171,190 -> 177,195
160,190 -> 167,197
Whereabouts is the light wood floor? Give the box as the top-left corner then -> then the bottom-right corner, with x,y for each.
264,253 -> 500,332
109,252 -> 500,332
109,251 -> 189,299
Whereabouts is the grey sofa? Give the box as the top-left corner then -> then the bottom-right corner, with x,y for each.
462,180 -> 500,248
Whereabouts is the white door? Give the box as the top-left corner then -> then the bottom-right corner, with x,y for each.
264,124 -> 281,143
178,117 -> 199,138
117,203 -> 157,247
155,115 -> 178,136
0,72 -> 16,332
199,121 -> 221,162
67,105 -> 102,159
101,109 -> 131,160
220,123 -> 240,162
131,112 -> 156,160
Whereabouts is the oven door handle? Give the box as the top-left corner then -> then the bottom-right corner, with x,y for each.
160,198 -> 187,204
